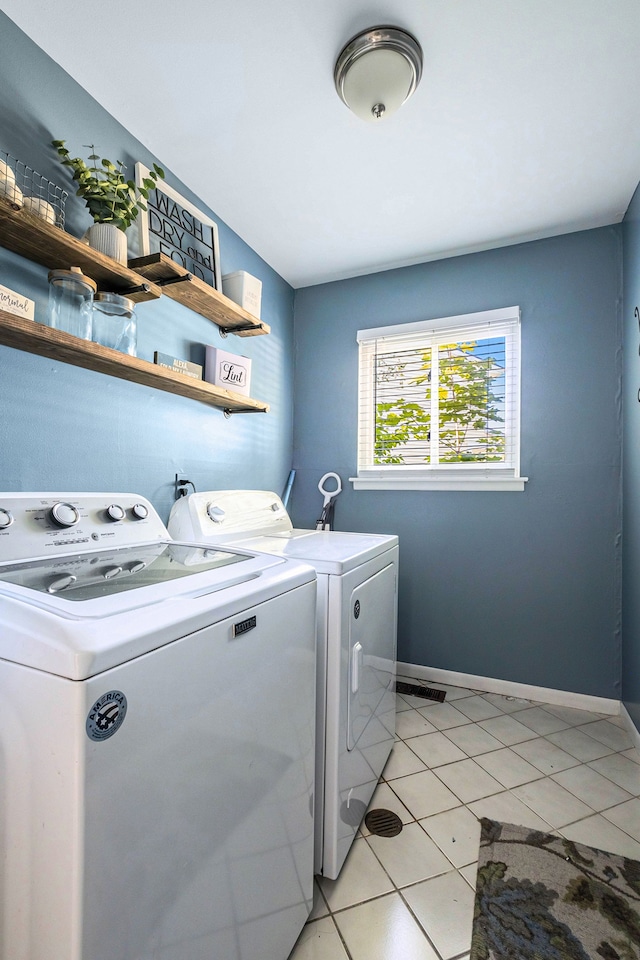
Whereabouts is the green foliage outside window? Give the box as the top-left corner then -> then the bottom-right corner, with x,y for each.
374,341 -> 506,464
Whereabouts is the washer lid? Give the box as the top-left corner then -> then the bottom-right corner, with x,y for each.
0,540 -> 247,602
0,541 -> 316,679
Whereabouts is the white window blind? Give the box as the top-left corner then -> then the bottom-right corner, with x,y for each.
353,306 -> 526,491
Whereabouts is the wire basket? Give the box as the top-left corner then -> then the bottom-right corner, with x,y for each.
0,150 -> 68,228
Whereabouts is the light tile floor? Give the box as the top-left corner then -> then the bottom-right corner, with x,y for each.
288,678 -> 640,960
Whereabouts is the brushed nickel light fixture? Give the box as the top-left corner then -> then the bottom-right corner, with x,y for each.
334,25 -> 423,122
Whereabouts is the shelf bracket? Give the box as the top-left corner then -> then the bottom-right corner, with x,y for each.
219,321 -> 266,338
223,407 -> 268,417
121,282 -> 153,297
157,272 -> 193,287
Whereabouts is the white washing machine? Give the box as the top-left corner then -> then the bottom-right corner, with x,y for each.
168,490 -> 398,879
0,492 -> 317,960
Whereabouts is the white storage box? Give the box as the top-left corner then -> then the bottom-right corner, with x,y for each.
222,271 -> 262,319
205,346 -> 252,396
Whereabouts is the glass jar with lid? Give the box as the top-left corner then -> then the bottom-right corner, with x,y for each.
91,292 -> 137,356
46,266 -> 96,340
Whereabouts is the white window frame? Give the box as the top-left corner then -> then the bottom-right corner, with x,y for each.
351,306 -> 527,492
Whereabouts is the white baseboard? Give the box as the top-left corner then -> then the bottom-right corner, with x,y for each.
621,703 -> 640,752
396,662 -> 621,716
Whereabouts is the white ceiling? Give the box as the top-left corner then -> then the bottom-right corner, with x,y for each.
4,0 -> 640,288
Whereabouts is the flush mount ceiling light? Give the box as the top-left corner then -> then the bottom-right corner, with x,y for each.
334,25 -> 423,122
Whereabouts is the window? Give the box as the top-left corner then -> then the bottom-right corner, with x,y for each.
353,306 -> 526,491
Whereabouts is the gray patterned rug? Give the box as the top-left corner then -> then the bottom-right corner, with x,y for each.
470,818 -> 640,960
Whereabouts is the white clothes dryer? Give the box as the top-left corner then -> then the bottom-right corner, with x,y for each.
0,492 -> 317,960
168,490 -> 398,879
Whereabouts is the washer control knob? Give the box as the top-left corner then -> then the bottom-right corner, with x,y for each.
0,508 -> 14,529
50,502 -> 80,528
131,503 -> 149,520
127,560 -> 146,574
207,504 -> 225,523
106,504 -> 126,522
103,566 -> 122,580
47,573 -> 77,594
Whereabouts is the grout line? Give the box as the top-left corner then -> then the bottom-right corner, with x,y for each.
329,912 -> 355,960
397,891 -> 448,960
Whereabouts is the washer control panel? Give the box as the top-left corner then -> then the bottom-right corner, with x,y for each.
0,493 -> 169,563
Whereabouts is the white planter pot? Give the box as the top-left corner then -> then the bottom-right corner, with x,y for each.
87,223 -> 127,265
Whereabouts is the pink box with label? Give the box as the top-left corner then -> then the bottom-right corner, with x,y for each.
205,346 -> 252,396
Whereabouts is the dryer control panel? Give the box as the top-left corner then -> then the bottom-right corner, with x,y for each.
169,489 -> 292,542
0,493 -> 168,563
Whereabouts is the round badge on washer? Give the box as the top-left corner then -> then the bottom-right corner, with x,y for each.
86,690 -> 127,741
354,599 -> 361,619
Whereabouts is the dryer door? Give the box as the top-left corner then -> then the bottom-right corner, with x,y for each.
347,562 -> 396,751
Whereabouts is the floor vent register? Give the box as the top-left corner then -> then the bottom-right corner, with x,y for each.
395,681 -> 447,702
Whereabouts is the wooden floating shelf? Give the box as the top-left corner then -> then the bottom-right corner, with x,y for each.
0,310 -> 269,414
0,197 -> 161,303
128,253 -> 270,337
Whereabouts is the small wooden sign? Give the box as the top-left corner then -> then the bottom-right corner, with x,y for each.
136,163 -> 221,291
153,351 -> 202,381
0,284 -> 34,321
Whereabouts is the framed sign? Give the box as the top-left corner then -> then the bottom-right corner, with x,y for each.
135,163 -> 222,291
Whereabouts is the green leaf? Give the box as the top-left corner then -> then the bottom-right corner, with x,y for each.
53,140 -> 163,226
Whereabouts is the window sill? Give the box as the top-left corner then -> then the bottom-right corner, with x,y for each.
350,474 -> 528,492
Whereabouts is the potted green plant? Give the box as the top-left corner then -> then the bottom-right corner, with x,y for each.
52,140 -> 164,264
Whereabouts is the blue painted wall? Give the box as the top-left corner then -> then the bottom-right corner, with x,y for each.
622,183 -> 640,728
292,229 -> 623,699
0,13 -> 295,522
